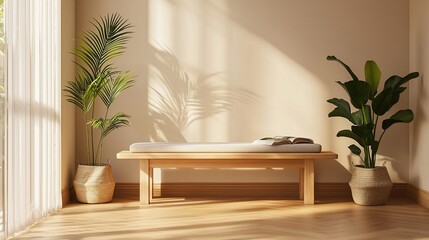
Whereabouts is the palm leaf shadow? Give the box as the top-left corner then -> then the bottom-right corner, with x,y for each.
147,45 -> 258,142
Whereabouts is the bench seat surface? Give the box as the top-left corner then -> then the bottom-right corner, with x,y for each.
130,142 -> 322,153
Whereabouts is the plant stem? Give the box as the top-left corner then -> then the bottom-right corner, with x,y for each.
91,102 -> 96,165
361,106 -> 368,124
363,145 -> 370,168
95,103 -> 110,165
360,105 -> 371,167
371,115 -> 380,167
379,129 -> 387,147
373,115 -> 379,139
84,112 -> 91,165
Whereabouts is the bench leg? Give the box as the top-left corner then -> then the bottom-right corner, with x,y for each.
140,159 -> 151,205
299,168 -> 304,200
303,159 -> 314,204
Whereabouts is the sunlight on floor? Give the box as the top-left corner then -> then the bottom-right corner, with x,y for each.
12,197 -> 429,240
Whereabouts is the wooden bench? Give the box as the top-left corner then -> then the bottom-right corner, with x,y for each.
116,151 -> 338,205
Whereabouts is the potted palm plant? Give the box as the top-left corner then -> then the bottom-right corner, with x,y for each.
327,55 -> 419,205
64,14 -> 134,203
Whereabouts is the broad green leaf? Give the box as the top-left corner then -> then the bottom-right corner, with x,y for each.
351,110 -> 363,125
342,80 -> 370,109
351,105 -> 372,126
351,125 -> 365,138
372,87 -> 394,116
384,75 -> 402,90
328,108 -> 356,124
382,109 -> 414,130
352,123 -> 374,145
398,72 -> 419,87
375,73 -> 419,116
327,55 -> 359,81
389,91 -> 402,110
348,144 -> 361,155
337,129 -> 365,147
327,98 -> 356,124
327,98 -> 350,111
364,60 -> 381,99
384,72 -> 419,90
395,87 -> 406,94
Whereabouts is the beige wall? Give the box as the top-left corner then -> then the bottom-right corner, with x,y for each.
75,0 -> 410,183
409,0 -> 429,192
61,0 -> 75,190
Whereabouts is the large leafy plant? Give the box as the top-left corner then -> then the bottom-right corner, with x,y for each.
64,14 -> 134,166
327,56 -> 419,168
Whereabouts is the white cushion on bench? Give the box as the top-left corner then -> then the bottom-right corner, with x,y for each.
129,142 -> 322,153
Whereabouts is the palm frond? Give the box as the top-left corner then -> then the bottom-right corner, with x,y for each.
103,113 -> 131,138
64,80 -> 85,111
74,13 -> 132,81
88,113 -> 131,139
88,117 -> 104,129
99,72 -> 135,108
64,71 -> 96,112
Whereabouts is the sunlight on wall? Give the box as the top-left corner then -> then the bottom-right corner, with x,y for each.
148,0 -> 328,142
147,0 -> 339,183
76,0 -> 410,184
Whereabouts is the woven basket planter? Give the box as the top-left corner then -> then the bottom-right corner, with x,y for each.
73,164 -> 115,204
349,166 -> 392,206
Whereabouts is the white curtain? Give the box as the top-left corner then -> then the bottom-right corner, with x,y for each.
5,0 -> 61,237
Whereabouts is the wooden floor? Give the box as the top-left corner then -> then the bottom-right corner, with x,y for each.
13,197 -> 429,240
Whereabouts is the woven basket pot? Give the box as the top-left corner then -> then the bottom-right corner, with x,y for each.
349,166 -> 393,206
73,164 -> 115,204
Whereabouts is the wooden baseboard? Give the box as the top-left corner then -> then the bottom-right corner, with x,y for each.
390,183 -> 409,198
113,183 -> 140,199
408,185 -> 429,209
113,182 -> 408,199
61,185 -> 75,207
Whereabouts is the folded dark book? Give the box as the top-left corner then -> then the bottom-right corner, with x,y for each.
252,136 -> 314,145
